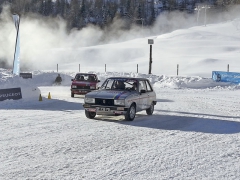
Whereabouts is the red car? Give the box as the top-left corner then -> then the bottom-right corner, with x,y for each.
71,73 -> 100,97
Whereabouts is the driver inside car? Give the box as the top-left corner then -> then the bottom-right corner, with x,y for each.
114,81 -> 125,90
88,76 -> 95,82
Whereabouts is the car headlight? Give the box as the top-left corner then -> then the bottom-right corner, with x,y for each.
85,97 -> 95,104
72,85 -> 77,88
90,86 -> 95,90
114,99 -> 125,106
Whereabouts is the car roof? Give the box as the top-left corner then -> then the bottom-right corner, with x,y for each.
107,77 -> 149,81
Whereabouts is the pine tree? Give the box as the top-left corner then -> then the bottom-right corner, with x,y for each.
69,0 -> 80,28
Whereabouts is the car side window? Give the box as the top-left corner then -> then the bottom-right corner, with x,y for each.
139,81 -> 147,91
145,80 -> 153,92
94,76 -> 97,82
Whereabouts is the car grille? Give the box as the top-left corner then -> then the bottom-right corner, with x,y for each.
76,86 -> 90,89
95,98 -> 114,106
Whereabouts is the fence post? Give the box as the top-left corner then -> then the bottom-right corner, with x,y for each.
227,64 -> 229,72
177,64 -> 179,76
79,64 -> 80,72
137,64 -> 138,73
57,64 -> 58,72
105,64 -> 106,72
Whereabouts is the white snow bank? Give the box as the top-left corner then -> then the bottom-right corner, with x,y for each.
1,68 -> 239,101
152,75 -> 238,89
0,69 -> 40,101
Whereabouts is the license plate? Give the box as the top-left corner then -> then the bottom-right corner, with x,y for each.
97,107 -> 110,112
80,90 -> 87,93
87,108 -> 96,112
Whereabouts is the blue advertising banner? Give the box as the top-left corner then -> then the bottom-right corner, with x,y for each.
0,88 -> 22,101
212,71 -> 240,84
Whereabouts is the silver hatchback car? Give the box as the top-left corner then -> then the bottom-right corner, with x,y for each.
83,77 -> 157,121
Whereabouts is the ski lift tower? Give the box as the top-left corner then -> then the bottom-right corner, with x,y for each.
195,4 -> 211,26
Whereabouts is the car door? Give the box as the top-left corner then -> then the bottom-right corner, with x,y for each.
145,80 -> 155,108
138,80 -> 149,110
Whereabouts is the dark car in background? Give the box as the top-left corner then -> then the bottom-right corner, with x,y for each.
71,73 -> 100,97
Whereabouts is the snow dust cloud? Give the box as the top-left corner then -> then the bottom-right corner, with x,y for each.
0,4 -> 240,72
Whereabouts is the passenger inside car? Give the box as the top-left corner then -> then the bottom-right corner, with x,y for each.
88,76 -> 95,82
131,82 -> 137,91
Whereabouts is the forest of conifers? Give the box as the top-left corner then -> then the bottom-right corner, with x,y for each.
0,0 -> 239,30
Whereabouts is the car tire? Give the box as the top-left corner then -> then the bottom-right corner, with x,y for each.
71,92 -> 74,97
146,102 -> 154,115
85,110 -> 96,119
125,104 -> 136,121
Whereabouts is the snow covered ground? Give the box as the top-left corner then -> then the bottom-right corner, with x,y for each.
1,69 -> 240,179
1,18 -> 240,179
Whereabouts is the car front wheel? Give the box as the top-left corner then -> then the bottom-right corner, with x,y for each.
125,104 -> 136,121
71,92 -> 74,97
85,110 -> 96,119
146,102 -> 154,115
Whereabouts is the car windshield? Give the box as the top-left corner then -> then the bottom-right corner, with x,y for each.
100,78 -> 138,91
75,74 -> 97,82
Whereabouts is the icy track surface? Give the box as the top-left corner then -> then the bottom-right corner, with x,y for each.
1,86 -> 240,179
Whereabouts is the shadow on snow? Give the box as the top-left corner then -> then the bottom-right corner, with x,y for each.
94,113 -> 240,135
1,98 -> 240,134
0,98 -> 84,111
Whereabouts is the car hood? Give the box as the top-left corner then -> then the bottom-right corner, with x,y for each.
86,90 -> 135,100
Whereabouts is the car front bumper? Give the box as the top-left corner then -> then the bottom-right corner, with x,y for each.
71,89 -> 94,95
83,104 -> 129,115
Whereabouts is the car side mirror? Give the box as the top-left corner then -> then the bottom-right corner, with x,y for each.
140,89 -> 146,94
71,79 -> 74,81
98,80 -> 100,82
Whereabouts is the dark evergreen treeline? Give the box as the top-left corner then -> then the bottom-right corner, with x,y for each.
0,0 -> 239,30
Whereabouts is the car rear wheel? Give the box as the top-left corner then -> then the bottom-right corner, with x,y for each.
125,104 -> 136,121
146,102 -> 154,115
71,92 -> 74,97
85,110 -> 96,119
